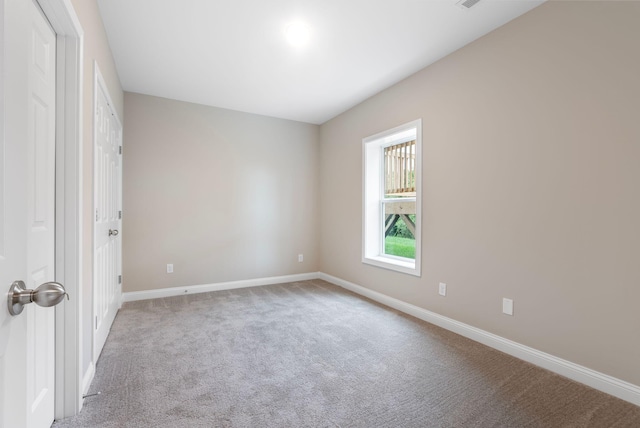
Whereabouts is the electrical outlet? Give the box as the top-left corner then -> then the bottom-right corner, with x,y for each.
298,254 -> 304,262
438,282 -> 447,296
167,264 -> 174,274
502,298 -> 514,316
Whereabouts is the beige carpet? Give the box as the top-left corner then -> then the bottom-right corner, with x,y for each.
54,279 -> 640,427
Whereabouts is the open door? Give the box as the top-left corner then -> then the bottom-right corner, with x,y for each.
93,66 -> 123,362
0,0 -> 62,426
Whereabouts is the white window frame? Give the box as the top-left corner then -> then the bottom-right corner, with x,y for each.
362,119 -> 422,276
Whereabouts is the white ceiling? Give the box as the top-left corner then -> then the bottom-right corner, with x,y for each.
97,0 -> 545,124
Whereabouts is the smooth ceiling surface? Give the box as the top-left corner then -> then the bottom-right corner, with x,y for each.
97,0 -> 544,124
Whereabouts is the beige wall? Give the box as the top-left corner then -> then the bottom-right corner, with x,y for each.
70,0 -> 124,377
319,1 -> 640,387
123,93 -> 319,292
80,0 -> 639,391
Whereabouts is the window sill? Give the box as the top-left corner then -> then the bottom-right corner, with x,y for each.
362,255 -> 421,277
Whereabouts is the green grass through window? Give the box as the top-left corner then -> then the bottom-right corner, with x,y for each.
384,236 -> 415,259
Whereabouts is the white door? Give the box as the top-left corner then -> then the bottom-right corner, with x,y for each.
93,73 -> 122,360
0,0 -> 59,427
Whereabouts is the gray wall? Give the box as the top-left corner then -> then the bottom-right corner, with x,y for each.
69,0 -> 124,381
319,1 -> 640,386
122,93 -> 319,292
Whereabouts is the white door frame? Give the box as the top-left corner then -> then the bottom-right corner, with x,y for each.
36,0 -> 85,419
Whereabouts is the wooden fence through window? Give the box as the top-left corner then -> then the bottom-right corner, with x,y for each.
384,140 -> 416,196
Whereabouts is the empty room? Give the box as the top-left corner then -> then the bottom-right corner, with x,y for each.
1,0 -> 639,427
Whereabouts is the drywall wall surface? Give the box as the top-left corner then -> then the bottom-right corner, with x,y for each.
70,0 -> 124,379
319,1 -> 640,386
123,93 -> 320,292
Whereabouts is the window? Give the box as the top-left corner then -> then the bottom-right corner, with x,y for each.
363,119 -> 421,276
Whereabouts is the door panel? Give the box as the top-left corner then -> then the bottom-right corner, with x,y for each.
27,0 -> 57,425
0,0 -> 57,427
94,75 -> 122,360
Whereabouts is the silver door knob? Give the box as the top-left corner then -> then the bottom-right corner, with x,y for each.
7,280 -> 69,316
109,229 -> 119,236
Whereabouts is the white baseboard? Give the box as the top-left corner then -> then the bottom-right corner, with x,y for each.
81,362 -> 95,396
319,272 -> 640,407
122,272 -> 321,303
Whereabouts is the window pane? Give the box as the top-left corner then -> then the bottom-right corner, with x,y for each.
384,202 -> 415,259
384,140 -> 416,198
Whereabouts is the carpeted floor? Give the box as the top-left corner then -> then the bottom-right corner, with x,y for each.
53,279 -> 640,427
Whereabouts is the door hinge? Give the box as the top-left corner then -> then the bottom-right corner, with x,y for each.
95,316 -> 98,330
96,210 -> 99,222
118,210 -> 122,219
119,145 -> 122,155
118,275 -> 122,284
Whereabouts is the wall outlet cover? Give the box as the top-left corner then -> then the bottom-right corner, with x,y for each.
439,282 -> 446,296
503,298 -> 514,316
